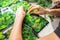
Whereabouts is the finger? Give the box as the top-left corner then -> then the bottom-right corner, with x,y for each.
29,4 -> 39,9
28,6 -> 40,13
28,5 -> 40,12
31,11 -> 40,14
28,5 -> 33,10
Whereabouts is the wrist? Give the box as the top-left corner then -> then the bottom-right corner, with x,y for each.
45,9 -> 53,14
44,9 -> 50,14
16,14 -> 25,19
15,14 -> 25,24
16,12 -> 25,18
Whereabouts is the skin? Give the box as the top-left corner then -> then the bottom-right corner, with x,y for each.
9,6 -> 25,40
9,1 -> 60,40
52,0 -> 59,2
28,5 -> 60,16
49,9 -> 60,16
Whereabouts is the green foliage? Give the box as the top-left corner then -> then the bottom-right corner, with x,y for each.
23,0 -> 38,2
0,1 -> 49,40
10,1 -> 31,12
0,0 -> 19,7
37,0 -> 52,8
23,0 -> 52,8
0,11 -> 15,31
24,12 -> 48,32
22,24 -> 38,40
0,32 -> 5,40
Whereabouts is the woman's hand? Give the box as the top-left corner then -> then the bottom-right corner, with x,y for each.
16,6 -> 25,18
28,5 -> 50,14
15,6 -> 25,24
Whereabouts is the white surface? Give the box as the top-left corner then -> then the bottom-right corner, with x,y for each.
38,15 -> 54,38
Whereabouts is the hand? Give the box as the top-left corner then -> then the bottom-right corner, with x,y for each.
16,6 -> 25,18
28,5 -> 49,14
15,6 -> 25,22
